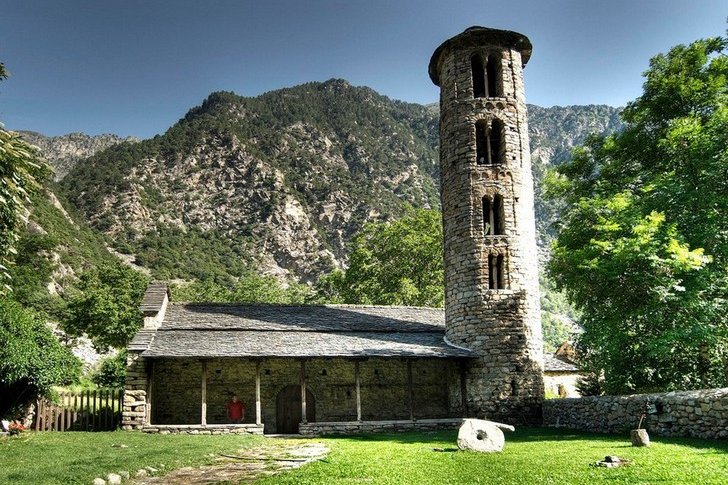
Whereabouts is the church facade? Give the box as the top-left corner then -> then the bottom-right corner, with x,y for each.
123,26 -> 544,435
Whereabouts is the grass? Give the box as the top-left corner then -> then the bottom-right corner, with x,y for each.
1,427 -> 726,484
261,427 -> 728,485
0,431 -> 263,484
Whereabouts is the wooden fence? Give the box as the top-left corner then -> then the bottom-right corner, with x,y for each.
34,389 -> 124,432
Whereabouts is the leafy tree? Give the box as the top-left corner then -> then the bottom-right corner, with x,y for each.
92,351 -> 128,388
317,208 -> 444,307
0,63 -> 52,292
172,272 -> 312,304
547,36 -> 728,393
63,263 -> 150,351
0,298 -> 80,418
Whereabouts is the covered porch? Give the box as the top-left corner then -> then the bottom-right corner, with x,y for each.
142,356 -> 471,435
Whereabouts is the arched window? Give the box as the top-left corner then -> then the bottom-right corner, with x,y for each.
471,54 -> 486,98
475,120 -> 488,165
482,196 -> 491,235
492,194 -> 504,235
489,119 -> 504,164
476,119 -> 505,165
488,253 -> 506,290
483,194 -> 505,236
486,54 -> 500,97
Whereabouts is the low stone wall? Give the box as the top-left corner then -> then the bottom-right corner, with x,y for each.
299,418 -> 463,436
142,424 -> 264,435
543,388 -> 728,439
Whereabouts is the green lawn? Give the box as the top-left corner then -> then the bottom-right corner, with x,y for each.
1,427 -> 726,484
262,427 -> 728,485
0,431 -> 264,484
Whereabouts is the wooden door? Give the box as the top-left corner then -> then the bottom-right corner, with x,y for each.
276,385 -> 315,434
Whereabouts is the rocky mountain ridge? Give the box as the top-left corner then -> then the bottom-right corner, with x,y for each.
18,131 -> 139,181
28,80 -> 622,284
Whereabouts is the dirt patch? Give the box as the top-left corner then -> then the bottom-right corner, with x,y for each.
131,441 -> 329,484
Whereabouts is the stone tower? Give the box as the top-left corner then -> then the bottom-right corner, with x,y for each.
429,26 -> 544,422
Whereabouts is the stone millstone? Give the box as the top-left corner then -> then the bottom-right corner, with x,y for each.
457,419 -> 515,453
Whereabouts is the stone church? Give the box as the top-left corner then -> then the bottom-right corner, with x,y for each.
123,26 -> 544,435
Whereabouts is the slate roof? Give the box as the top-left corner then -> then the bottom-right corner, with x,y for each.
132,303 -> 475,359
543,353 -> 580,373
139,281 -> 168,314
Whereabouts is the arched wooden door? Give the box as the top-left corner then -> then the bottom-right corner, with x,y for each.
276,385 -> 315,434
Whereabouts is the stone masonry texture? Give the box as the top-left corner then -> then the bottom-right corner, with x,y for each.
543,388 -> 728,439
430,26 -> 545,423
148,357 -> 462,434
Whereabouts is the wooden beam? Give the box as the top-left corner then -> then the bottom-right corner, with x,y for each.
255,360 -> 262,425
146,360 -> 154,426
201,360 -> 207,426
300,359 -> 307,424
407,359 -> 414,421
460,360 -> 468,418
355,360 -> 362,422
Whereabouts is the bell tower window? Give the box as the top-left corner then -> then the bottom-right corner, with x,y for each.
489,119 -> 504,164
486,54 -> 500,97
488,254 -> 506,290
476,119 -> 505,165
482,194 -> 505,236
475,120 -> 488,165
471,54 -> 486,98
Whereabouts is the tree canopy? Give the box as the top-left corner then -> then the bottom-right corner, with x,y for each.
0,298 -> 80,418
171,271 -> 312,304
0,63 -> 52,292
63,263 -> 150,351
547,36 -> 728,393
317,208 -> 444,307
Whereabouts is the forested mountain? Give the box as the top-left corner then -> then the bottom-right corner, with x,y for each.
47,79 -> 620,284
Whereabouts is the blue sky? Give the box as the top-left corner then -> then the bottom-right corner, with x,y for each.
0,0 -> 725,138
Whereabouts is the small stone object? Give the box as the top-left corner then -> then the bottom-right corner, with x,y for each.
135,469 -> 148,478
1,420 -> 9,432
111,444 -> 128,448
145,466 -> 158,474
457,419 -> 515,453
593,455 -> 631,468
119,471 -> 130,479
106,473 -> 122,485
92,479 -> 106,485
631,429 -> 650,447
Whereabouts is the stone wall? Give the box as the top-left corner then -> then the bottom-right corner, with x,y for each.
122,351 -> 149,430
142,424 -> 264,435
149,357 -> 462,433
431,28 -> 544,423
543,388 -> 728,439
151,359 -> 203,425
300,418 -> 463,436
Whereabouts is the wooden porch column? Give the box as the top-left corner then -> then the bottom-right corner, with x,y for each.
355,360 -> 362,422
300,359 -> 307,424
201,360 -> 207,426
407,359 -> 414,421
459,360 -> 468,418
255,359 -> 262,425
146,360 -> 154,426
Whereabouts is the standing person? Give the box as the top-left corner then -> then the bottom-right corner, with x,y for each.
226,394 -> 245,423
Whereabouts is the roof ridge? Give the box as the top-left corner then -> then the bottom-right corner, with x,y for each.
168,302 -> 444,311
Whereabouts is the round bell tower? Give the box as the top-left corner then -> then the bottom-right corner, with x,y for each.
429,26 -> 544,422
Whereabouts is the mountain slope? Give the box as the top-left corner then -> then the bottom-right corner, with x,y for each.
57,80 -> 622,284
60,80 -> 440,282
18,131 -> 139,181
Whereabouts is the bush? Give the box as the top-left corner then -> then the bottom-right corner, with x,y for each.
92,351 -> 127,388
0,298 -> 80,419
